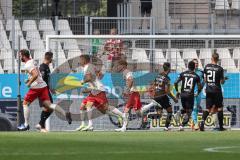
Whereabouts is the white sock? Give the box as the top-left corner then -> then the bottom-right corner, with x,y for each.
122,113 -> 129,128
87,107 -> 93,127
213,113 -> 219,128
50,104 -> 66,116
23,105 -> 30,127
141,102 -> 155,114
80,110 -> 85,126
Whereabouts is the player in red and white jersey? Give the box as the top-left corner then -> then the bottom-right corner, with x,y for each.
17,49 -> 72,131
76,54 -> 123,131
114,60 -> 142,132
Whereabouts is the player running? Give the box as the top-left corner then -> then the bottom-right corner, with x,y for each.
75,54 -> 123,131
18,49 -> 72,131
174,61 -> 202,131
191,59 -> 204,130
35,52 -> 54,132
200,53 -> 227,131
141,62 -> 178,131
114,60 -> 142,132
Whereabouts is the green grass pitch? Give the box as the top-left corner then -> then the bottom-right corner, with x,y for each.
0,131 -> 240,160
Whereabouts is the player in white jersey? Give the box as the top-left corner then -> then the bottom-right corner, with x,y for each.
75,54 -> 123,131
114,60 -> 142,132
17,49 -> 72,131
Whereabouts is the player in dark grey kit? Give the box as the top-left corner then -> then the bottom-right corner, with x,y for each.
141,62 -> 178,131
174,61 -> 202,131
200,53 -> 227,131
36,52 -> 54,132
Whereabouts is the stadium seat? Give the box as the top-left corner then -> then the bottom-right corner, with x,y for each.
33,50 -> 45,60
0,30 -> 11,49
131,48 -> 150,63
60,30 -> 73,35
30,39 -> 45,50
67,50 -> 82,59
63,40 -> 79,50
43,30 -> 56,40
182,49 -> 198,59
221,59 -> 238,72
0,20 -> 4,30
199,48 -> 212,59
58,20 -> 71,31
0,64 -> 4,73
154,49 -> 167,65
6,19 -> 21,31
231,0 -> 240,9
233,48 -> 240,59
8,30 -> 23,41
26,30 -> 41,41
216,48 -> 231,58
22,20 -> 38,31
39,19 -> 54,31
215,0 -> 230,10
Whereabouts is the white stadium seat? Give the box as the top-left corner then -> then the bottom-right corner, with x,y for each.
0,20 -> 4,31
0,30 -> 11,49
216,48 -> 231,58
26,30 -> 41,41
58,20 -> 71,31
199,48 -> 212,59
182,49 -> 198,59
43,30 -> 56,40
233,48 -> 240,59
67,50 -> 82,59
154,49 -> 167,65
22,20 -> 38,31
215,0 -> 230,10
30,39 -> 45,50
39,19 -> 54,31
6,20 -> 21,31
132,49 -> 150,63
231,0 -> 240,9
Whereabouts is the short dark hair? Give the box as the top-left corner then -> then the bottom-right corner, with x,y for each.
163,62 -> 171,71
20,49 -> 30,58
212,53 -> 219,62
188,61 -> 195,71
45,52 -> 53,60
118,59 -> 128,66
80,54 -> 90,63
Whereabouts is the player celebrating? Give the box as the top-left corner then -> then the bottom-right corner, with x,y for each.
141,62 -> 178,131
35,52 -> 54,132
200,53 -> 227,131
17,49 -> 72,131
191,59 -> 204,130
174,61 -> 202,131
75,54 -> 123,131
114,60 -> 142,132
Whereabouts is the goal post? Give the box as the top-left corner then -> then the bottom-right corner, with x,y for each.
44,34 -> 240,131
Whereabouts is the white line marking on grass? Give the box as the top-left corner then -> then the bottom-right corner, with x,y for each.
0,151 -> 172,156
203,146 -> 240,153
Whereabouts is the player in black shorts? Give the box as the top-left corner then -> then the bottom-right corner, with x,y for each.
140,0 -> 152,29
174,61 -> 202,131
200,53 -> 227,131
141,62 -> 178,131
36,52 -> 54,132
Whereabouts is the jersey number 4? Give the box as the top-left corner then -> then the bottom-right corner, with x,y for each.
184,77 -> 193,89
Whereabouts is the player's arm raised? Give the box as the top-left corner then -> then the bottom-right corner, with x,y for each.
26,68 -> 38,87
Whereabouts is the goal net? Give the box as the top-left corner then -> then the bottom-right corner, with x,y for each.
43,35 -> 240,131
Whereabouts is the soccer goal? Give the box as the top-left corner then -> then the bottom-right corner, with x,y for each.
44,34 -> 240,131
